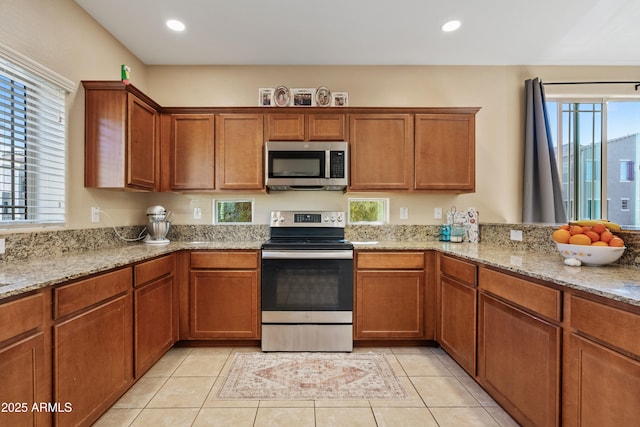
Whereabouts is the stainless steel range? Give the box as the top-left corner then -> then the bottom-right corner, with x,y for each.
261,210 -> 354,352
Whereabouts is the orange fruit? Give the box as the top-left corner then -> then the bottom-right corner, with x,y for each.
569,225 -> 584,235
569,234 -> 592,245
600,230 -> 614,243
609,237 -> 625,247
559,224 -> 570,231
582,226 -> 592,233
552,229 -> 571,243
591,223 -> 607,234
591,241 -> 608,246
585,231 -> 600,242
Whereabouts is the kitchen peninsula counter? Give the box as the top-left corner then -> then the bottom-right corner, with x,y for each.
1,240 -> 639,307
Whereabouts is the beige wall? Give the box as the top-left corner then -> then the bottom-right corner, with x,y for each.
2,0 -> 639,229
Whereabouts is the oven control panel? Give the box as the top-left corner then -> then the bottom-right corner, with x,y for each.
270,211 -> 345,227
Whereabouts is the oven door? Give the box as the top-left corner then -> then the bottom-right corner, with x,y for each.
261,250 -> 353,312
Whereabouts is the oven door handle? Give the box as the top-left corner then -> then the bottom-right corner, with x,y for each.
262,250 -> 353,260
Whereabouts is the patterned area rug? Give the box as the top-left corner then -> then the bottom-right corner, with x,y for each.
217,352 -> 408,400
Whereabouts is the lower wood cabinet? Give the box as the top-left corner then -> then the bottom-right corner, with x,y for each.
478,268 -> 561,427
133,254 -> 176,377
0,292 -> 50,427
355,252 -> 426,339
53,268 -> 133,427
438,255 -> 477,375
563,295 -> 640,426
189,251 -> 260,339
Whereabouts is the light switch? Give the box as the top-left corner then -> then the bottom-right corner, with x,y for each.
400,207 -> 409,220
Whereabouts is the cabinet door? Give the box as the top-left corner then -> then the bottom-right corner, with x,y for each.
308,114 -> 346,140
478,292 -> 560,427
0,333 -> 49,427
170,114 -> 215,190
265,114 -> 305,140
54,294 -> 133,427
127,93 -> 158,190
355,270 -> 424,338
134,276 -> 174,377
439,277 -> 476,375
190,271 -> 259,339
415,113 -> 475,191
349,114 -> 413,190
216,114 -> 264,190
563,333 -> 640,427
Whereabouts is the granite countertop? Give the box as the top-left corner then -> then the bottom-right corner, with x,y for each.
1,240 -> 639,308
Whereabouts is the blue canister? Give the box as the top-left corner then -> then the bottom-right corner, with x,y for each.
439,224 -> 451,241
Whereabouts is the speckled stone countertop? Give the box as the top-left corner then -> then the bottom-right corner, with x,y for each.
354,240 -> 640,307
1,239 -> 639,308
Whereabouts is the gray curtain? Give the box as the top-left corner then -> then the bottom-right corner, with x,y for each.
523,78 -> 566,223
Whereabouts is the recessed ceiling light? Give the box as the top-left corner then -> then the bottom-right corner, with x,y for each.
441,20 -> 461,32
166,19 -> 186,32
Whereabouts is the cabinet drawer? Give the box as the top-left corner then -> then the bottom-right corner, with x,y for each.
440,255 -> 477,286
54,267 -> 132,319
479,267 -> 561,322
0,293 -> 44,343
134,254 -> 175,287
357,252 -> 424,270
191,251 -> 259,269
570,295 -> 640,356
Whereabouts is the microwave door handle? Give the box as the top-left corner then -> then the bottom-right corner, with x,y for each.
325,150 -> 331,178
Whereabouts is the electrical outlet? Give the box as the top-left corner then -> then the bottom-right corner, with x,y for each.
434,207 -> 442,220
400,207 -> 409,220
193,207 -> 202,219
510,229 -> 523,241
91,207 -> 100,223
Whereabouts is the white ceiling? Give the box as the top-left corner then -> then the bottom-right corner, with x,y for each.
74,0 -> 640,66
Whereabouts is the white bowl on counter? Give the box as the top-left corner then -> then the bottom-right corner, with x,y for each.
556,242 -> 625,266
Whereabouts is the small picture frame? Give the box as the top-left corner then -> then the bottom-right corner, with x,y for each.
315,86 -> 332,107
258,88 -> 275,106
273,86 -> 290,107
291,88 -> 315,106
332,92 -> 349,107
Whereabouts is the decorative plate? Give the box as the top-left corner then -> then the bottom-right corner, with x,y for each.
315,86 -> 331,107
273,86 -> 290,107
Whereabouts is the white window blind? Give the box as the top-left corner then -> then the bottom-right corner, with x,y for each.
0,44 -> 73,226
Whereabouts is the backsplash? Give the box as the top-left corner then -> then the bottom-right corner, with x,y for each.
1,223 -> 638,267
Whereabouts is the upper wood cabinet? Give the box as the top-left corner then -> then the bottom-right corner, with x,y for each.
349,114 -> 414,190
167,114 -> 215,190
265,113 -> 346,141
415,113 -> 476,192
216,114 -> 264,190
83,81 -> 160,191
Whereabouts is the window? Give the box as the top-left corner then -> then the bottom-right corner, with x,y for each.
348,198 -> 388,225
547,98 -> 640,229
0,44 -> 72,227
213,199 -> 253,224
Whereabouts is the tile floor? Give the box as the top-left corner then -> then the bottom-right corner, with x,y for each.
94,346 -> 519,426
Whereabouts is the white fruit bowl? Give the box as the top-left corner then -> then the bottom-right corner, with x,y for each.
556,243 -> 625,266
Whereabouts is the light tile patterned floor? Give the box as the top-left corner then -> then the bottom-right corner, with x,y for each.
94,346 -> 519,426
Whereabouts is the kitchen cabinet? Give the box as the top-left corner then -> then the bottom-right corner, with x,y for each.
265,113 -> 346,141
216,114 -> 264,190
437,254 -> 477,375
188,251 -> 260,339
478,267 -> 562,427
83,81 -> 160,191
355,251 -> 427,339
563,295 -> 640,426
166,114 -> 215,190
133,254 -> 177,378
414,113 -> 476,192
0,292 -> 50,427
349,114 -> 414,190
53,268 -> 133,427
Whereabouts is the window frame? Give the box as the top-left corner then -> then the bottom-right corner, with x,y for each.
347,198 -> 389,225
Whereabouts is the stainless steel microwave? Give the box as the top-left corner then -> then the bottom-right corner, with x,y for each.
265,141 -> 349,191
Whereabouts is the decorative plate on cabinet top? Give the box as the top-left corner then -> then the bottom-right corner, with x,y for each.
273,86 -> 290,107
315,86 -> 331,107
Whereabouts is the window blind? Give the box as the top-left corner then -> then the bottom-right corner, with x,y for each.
0,44 -> 72,226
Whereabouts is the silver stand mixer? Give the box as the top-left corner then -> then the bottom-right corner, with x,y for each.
144,205 -> 172,245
